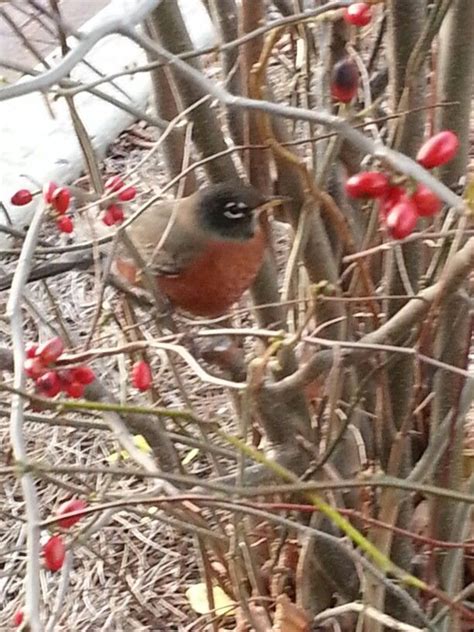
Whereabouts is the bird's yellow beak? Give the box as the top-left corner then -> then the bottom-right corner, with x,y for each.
257,195 -> 292,213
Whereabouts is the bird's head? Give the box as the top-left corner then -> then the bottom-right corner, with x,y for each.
198,182 -> 287,241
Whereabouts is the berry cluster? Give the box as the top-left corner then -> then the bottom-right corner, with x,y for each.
331,3 -> 372,105
331,4 -> 373,104
345,131 -> 460,239
43,182 -> 74,233
24,337 -> 95,399
42,499 -> 87,571
102,175 -> 137,226
9,173 -> 137,236
14,498 -> 87,625
10,181 -> 74,233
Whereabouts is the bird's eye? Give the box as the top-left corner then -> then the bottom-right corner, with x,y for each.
224,209 -> 245,219
223,201 -> 246,219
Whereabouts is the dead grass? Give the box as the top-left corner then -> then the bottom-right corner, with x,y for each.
0,110 -> 297,629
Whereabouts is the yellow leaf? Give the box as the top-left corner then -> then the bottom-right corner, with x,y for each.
139,505 -> 158,525
133,434 -> 151,454
107,434 -> 151,463
186,583 -> 235,616
182,447 -> 199,466
107,449 -> 129,464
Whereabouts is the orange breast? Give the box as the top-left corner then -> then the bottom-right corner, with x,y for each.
116,230 -> 266,317
157,230 -> 266,316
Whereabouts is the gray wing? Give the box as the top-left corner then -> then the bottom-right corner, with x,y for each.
148,251 -> 185,277
124,200 -> 203,277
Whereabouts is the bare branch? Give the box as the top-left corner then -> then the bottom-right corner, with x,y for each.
270,237 -> 474,396
127,29 -> 464,210
0,0 -> 162,101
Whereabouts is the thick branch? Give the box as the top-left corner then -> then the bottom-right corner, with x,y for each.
270,237 -> 474,397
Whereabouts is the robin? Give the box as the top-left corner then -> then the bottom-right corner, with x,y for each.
115,182 -> 285,317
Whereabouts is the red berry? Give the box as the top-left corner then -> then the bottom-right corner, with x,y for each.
43,181 -> 58,204
51,187 -> 71,215
11,189 -> 33,206
379,185 -> 405,218
56,498 -> 87,529
385,198 -> 418,240
383,185 -> 405,207
25,342 -> 39,359
12,610 -> 24,627
331,58 -> 359,103
346,171 -> 389,199
36,337 -> 64,365
71,366 -> 96,385
117,186 -> 137,202
102,209 -> 115,226
108,204 -> 125,224
102,204 -> 124,225
57,369 -> 74,390
411,184 -> 442,217
24,357 -> 46,380
344,3 -> 372,26
56,216 -> 74,234
416,130 -> 460,169
105,175 -> 125,192
65,381 -> 85,398
43,534 -> 66,572
36,371 -> 61,398
131,360 -> 152,391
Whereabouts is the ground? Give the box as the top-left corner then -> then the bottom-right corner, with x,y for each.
0,110 -> 297,629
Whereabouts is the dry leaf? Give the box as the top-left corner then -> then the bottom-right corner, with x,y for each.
186,582 -> 235,617
273,594 -> 310,632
